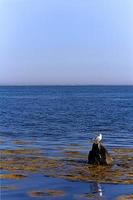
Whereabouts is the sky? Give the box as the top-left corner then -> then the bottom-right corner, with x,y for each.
0,0 -> 133,85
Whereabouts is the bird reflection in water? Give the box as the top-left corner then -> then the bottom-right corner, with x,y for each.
90,182 -> 103,198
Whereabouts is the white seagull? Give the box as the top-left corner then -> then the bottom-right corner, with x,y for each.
94,133 -> 102,143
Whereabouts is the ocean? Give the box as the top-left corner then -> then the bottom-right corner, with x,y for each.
0,86 -> 133,200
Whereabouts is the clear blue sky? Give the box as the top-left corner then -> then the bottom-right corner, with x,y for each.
0,0 -> 133,85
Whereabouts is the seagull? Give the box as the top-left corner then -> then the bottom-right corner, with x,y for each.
94,133 -> 102,144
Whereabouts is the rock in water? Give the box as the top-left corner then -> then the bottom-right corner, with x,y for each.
88,143 -> 113,165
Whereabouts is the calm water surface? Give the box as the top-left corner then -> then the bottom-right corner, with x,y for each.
0,86 -> 133,199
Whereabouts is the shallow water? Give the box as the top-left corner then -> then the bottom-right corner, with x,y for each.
2,174 -> 133,200
0,86 -> 133,199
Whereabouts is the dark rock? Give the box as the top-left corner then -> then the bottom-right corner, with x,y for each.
88,143 -> 113,165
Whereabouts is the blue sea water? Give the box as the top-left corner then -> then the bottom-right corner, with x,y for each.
0,86 -> 133,147
0,86 -> 133,199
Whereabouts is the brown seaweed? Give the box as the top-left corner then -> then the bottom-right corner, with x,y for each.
28,189 -> 65,197
0,147 -> 133,184
0,174 -> 27,179
117,194 -> 133,200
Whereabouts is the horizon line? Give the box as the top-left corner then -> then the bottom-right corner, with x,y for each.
0,84 -> 133,87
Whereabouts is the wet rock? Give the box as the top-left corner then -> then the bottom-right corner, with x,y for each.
88,143 -> 113,165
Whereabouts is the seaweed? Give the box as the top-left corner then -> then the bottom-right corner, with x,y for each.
0,147 -> 133,184
0,174 -> 27,179
0,185 -> 18,190
28,189 -> 65,197
117,194 -> 133,200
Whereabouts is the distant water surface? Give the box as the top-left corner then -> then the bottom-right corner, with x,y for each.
0,86 -> 133,148
0,86 -> 133,200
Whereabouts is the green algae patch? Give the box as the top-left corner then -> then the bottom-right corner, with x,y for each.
28,189 -> 66,197
1,147 -> 133,184
117,194 -> 133,200
0,174 -> 27,180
